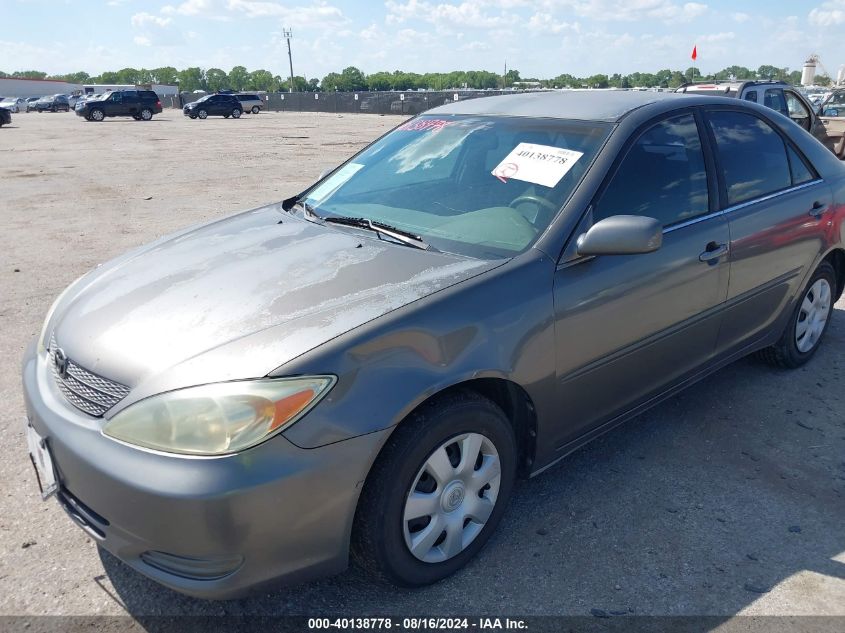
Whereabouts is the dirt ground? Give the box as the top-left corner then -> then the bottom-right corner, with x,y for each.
0,110 -> 843,622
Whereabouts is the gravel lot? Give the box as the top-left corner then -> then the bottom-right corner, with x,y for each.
1,110 -> 843,621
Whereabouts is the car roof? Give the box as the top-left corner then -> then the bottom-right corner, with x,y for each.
430,90 -> 693,122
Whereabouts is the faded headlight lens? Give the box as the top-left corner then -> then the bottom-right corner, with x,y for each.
103,377 -> 335,456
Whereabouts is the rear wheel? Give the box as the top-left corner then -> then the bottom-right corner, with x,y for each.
197,109 -> 208,119
758,261 -> 836,368
139,108 -> 153,121
232,108 -> 242,119
352,391 -> 516,586
251,105 -> 260,114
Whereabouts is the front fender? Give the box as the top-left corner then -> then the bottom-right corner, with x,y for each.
277,251 -> 559,451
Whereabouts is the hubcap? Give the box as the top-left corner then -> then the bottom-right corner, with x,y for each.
795,278 -> 831,353
142,110 -> 151,120
402,432 -> 501,564
92,110 -> 103,121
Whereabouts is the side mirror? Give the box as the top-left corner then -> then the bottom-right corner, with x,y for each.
318,167 -> 334,180
576,215 -> 663,256
823,108 -> 839,117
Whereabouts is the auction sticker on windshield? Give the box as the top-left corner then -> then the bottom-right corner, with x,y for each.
491,143 -> 583,188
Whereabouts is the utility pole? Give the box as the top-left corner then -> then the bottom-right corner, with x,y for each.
283,28 -> 294,93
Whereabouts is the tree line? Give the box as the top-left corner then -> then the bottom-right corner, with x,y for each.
0,63 -> 834,93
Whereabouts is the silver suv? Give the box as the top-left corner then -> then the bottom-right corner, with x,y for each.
235,93 -> 263,114
676,80 -> 835,153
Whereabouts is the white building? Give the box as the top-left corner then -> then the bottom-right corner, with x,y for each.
0,77 -> 82,98
83,83 -> 179,97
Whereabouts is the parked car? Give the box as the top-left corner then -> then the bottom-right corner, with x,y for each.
819,89 -> 845,159
34,94 -> 69,112
75,89 -> 163,122
183,93 -> 243,119
235,93 -> 263,114
676,81 -> 835,154
25,97 -> 40,112
0,97 -> 26,113
0,106 -> 10,127
24,91 -> 845,599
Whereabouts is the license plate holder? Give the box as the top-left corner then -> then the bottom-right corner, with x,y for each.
26,424 -> 58,500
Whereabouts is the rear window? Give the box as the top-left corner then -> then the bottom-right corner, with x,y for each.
140,91 -> 158,100
237,94 -> 257,100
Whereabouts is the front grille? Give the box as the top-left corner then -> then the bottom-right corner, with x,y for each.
49,335 -> 130,417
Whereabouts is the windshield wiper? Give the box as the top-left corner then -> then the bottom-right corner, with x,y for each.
323,216 -> 432,250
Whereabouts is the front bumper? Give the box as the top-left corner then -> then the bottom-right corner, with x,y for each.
22,341 -> 389,599
183,107 -> 195,117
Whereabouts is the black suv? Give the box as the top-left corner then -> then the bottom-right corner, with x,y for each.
35,94 -> 70,113
75,90 -> 163,122
676,80 -> 835,153
183,94 -> 243,119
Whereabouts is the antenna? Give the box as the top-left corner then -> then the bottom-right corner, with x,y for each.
283,28 -> 294,93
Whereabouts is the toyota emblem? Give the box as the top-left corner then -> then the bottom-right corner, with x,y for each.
54,348 -> 70,379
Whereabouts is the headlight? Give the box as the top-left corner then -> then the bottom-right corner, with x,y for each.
102,376 -> 335,456
37,273 -> 88,353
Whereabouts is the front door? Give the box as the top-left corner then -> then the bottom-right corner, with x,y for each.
551,111 -> 730,449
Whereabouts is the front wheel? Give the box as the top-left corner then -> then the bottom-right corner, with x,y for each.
197,109 -> 208,119
90,108 -> 105,122
352,391 -> 516,586
758,261 -> 836,368
232,108 -> 242,119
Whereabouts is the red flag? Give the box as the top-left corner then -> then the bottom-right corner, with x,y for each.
691,45 -> 697,61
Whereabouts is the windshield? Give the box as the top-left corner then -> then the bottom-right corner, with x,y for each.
196,95 -> 211,102
302,114 -> 611,258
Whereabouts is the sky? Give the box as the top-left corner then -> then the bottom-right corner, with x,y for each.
3,0 -> 845,80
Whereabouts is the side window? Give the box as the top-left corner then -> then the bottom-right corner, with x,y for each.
593,113 -> 709,227
110,92 -> 122,102
744,90 -> 758,103
764,89 -> 788,116
123,90 -> 138,100
707,110 -> 791,205
786,144 -> 815,185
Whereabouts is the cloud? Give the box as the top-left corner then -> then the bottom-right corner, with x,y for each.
385,0 -> 517,29
731,11 -> 749,22
225,0 -> 347,26
131,12 -> 173,28
161,0 -> 217,16
808,1 -> 845,26
526,12 -> 579,33
133,36 -> 152,46
541,0 -> 708,23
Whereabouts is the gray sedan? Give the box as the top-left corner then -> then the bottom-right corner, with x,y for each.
22,91 -> 845,598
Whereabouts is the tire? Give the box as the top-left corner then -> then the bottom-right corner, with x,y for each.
232,108 -> 242,119
223,114 -> 230,119
352,391 -> 516,586
90,108 -> 105,122
757,261 -> 836,368
190,115 -> 197,119
197,109 -> 208,119
132,115 -> 141,120
51,106 -> 56,113
139,108 -> 153,121
251,105 -> 260,114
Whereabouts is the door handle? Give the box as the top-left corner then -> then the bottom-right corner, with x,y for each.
809,201 -> 828,218
699,242 -> 728,263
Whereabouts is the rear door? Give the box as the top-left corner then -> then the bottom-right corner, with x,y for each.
703,107 -> 832,353
122,90 -> 139,116
551,110 -> 731,448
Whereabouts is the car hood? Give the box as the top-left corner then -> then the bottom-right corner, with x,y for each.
50,204 -> 497,400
